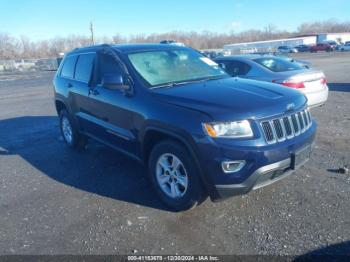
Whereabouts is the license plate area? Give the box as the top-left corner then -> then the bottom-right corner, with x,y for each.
291,144 -> 312,170
304,80 -> 322,89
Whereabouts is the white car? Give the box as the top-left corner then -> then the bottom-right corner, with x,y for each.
339,43 -> 350,51
215,55 -> 328,108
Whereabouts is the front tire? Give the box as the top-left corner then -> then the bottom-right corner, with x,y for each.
148,140 -> 206,211
59,109 -> 87,150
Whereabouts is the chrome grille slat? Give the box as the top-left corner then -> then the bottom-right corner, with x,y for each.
298,112 -> 305,132
269,120 -> 278,142
302,111 -> 309,127
291,114 -> 300,135
283,117 -> 293,138
260,108 -> 313,144
279,118 -> 287,141
307,110 -> 312,124
288,116 -> 295,137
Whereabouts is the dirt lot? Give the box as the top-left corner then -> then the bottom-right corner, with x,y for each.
0,52 -> 349,256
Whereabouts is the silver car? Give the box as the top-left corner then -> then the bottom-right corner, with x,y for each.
215,55 -> 328,108
277,46 -> 298,54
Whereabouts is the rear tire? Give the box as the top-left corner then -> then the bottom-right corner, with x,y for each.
148,140 -> 206,211
59,109 -> 87,150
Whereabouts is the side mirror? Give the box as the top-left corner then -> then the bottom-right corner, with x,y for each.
101,74 -> 129,90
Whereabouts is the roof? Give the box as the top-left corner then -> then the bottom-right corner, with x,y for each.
70,43 -> 186,55
295,33 -> 350,37
224,36 -> 316,48
215,54 -> 273,60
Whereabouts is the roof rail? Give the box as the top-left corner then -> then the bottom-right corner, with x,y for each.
72,43 -> 112,52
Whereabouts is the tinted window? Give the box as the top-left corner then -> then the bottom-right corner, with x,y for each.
253,57 -> 304,72
97,53 -> 124,85
61,55 -> 77,78
75,53 -> 95,82
220,61 -> 251,77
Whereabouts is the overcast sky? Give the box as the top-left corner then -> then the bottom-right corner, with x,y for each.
1,0 -> 349,40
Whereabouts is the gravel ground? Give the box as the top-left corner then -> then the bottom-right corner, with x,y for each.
0,53 -> 349,256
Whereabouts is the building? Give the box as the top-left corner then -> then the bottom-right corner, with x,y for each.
316,33 -> 350,44
223,36 -> 317,55
223,33 -> 350,54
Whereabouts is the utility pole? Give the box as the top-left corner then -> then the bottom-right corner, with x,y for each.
90,21 -> 95,45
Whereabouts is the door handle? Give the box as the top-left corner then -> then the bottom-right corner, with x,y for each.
66,83 -> 73,88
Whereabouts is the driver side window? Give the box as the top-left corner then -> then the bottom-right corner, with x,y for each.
96,53 -> 124,85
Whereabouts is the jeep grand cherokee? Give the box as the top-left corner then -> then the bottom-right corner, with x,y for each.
54,44 -> 316,211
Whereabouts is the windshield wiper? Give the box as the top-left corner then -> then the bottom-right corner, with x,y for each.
150,75 -> 227,89
204,75 -> 228,81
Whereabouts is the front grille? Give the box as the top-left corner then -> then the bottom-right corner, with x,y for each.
260,108 -> 312,144
262,122 -> 274,141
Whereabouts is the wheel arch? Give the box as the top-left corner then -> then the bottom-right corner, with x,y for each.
141,126 -> 213,196
55,99 -> 67,115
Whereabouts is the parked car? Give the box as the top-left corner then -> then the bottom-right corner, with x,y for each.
339,42 -> 350,51
323,40 -> 339,50
277,46 -> 298,53
295,45 -> 311,52
215,55 -> 328,108
310,43 -> 333,52
160,40 -> 185,47
201,50 -> 222,59
54,44 -> 316,211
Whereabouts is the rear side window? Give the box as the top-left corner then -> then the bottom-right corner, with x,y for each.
75,53 -> 95,82
220,61 -> 251,77
61,55 -> 77,78
253,57 -> 304,72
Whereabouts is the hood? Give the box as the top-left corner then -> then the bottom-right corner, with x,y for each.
151,77 -> 307,121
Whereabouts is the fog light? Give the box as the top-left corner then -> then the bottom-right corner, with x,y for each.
221,160 -> 246,174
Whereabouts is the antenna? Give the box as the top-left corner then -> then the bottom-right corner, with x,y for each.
90,21 -> 95,45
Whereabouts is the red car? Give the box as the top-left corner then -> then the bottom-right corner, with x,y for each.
310,43 -> 333,52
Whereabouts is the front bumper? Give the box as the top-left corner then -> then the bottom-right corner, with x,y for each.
214,151 -> 311,199
303,85 -> 329,108
194,118 -> 317,201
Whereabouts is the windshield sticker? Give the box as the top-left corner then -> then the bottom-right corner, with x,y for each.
200,57 -> 218,66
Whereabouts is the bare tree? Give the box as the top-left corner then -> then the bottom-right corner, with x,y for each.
1,20 -> 349,59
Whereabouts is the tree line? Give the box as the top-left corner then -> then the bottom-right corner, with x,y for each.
1,20 -> 349,60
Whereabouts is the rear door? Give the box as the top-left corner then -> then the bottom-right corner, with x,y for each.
59,54 -> 92,122
72,52 -> 96,131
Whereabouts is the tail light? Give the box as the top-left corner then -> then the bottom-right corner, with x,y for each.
273,79 -> 305,89
321,77 -> 327,85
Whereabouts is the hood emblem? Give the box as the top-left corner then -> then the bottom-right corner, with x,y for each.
286,103 -> 295,112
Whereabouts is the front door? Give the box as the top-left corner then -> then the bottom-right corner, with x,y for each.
83,50 -> 138,156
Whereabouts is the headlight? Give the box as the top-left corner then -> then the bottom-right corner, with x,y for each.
203,120 -> 253,138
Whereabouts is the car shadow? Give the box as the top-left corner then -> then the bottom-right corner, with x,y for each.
328,83 -> 350,93
0,116 -> 170,211
294,241 -> 350,261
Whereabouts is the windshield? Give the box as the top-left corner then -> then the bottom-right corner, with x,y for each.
253,57 -> 305,72
127,48 -> 228,87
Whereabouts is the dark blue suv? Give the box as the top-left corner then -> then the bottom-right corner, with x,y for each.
54,44 -> 317,211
